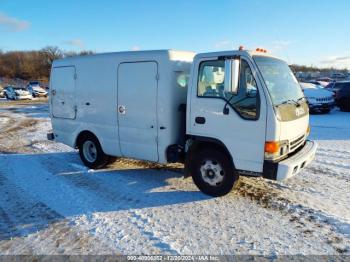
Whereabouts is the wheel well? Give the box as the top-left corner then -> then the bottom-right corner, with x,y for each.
184,137 -> 234,177
75,130 -> 97,148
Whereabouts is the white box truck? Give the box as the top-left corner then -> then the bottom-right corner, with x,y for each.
48,48 -> 317,196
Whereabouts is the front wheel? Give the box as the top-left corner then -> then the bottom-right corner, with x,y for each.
191,149 -> 239,197
78,133 -> 109,169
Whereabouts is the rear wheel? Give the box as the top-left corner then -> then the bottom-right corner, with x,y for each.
78,133 -> 109,169
321,108 -> 330,114
191,149 -> 239,197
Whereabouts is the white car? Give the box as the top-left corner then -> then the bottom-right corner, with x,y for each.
300,82 -> 334,113
27,81 -> 48,97
4,86 -> 32,100
0,88 -> 5,98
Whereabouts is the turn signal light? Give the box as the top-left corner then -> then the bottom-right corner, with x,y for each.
307,125 -> 311,134
265,141 -> 280,153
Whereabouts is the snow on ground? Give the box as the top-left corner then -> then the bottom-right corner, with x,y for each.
0,103 -> 349,255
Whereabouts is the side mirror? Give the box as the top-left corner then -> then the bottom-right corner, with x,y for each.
224,59 -> 240,94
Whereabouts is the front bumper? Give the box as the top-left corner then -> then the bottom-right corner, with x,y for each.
17,95 -> 32,100
309,102 -> 334,110
34,92 -> 48,97
47,132 -> 55,141
263,140 -> 317,181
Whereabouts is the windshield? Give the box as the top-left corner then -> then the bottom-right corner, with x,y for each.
253,56 -> 304,106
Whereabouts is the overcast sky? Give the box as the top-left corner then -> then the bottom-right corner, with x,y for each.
0,0 -> 349,68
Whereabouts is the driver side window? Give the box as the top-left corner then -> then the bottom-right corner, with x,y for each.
197,59 -> 259,120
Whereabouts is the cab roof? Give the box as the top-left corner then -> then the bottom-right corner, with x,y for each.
194,49 -> 283,61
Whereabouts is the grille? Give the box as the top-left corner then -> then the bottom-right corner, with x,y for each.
316,97 -> 333,102
290,134 -> 305,152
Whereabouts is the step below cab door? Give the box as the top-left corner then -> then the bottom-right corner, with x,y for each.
188,55 -> 267,172
117,61 -> 159,162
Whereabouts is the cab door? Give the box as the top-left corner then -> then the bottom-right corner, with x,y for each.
188,55 -> 267,172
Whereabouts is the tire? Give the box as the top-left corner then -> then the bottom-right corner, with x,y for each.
321,108 -> 330,114
5,94 -> 9,100
190,149 -> 239,197
78,133 -> 109,169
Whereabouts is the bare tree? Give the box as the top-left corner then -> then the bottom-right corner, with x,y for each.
0,47 -> 94,81
42,46 -> 63,65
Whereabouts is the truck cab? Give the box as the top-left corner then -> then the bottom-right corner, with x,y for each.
183,48 -> 317,196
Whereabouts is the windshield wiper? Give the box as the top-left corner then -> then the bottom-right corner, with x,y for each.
296,96 -> 306,104
275,99 -> 299,107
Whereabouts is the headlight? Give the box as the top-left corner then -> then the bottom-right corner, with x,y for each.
264,140 -> 289,160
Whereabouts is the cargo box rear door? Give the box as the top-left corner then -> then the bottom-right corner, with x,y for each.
51,66 -> 76,119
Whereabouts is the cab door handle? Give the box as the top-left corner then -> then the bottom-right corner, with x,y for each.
195,117 -> 206,124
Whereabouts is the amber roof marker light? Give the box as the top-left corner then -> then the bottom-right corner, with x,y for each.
256,48 -> 268,53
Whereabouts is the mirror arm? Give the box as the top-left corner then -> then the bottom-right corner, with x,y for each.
223,94 -> 235,115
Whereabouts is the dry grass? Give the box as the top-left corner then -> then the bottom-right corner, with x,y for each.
0,98 -> 48,107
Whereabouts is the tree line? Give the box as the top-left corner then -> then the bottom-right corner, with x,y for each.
0,47 -> 93,82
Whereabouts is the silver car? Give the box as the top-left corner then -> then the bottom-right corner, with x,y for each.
4,86 -> 32,100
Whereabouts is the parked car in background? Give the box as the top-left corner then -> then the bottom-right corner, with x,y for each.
316,77 -> 334,83
0,87 -> 4,98
325,81 -> 350,95
336,84 -> 350,112
308,80 -> 330,88
300,82 -> 334,113
4,86 -> 32,100
331,73 -> 346,80
27,81 -> 48,97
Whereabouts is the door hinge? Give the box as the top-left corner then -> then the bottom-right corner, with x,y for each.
156,73 -> 159,80
74,105 -> 77,112
74,73 -> 78,80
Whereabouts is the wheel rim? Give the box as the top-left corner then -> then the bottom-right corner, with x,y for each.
83,140 -> 97,162
200,160 -> 225,186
